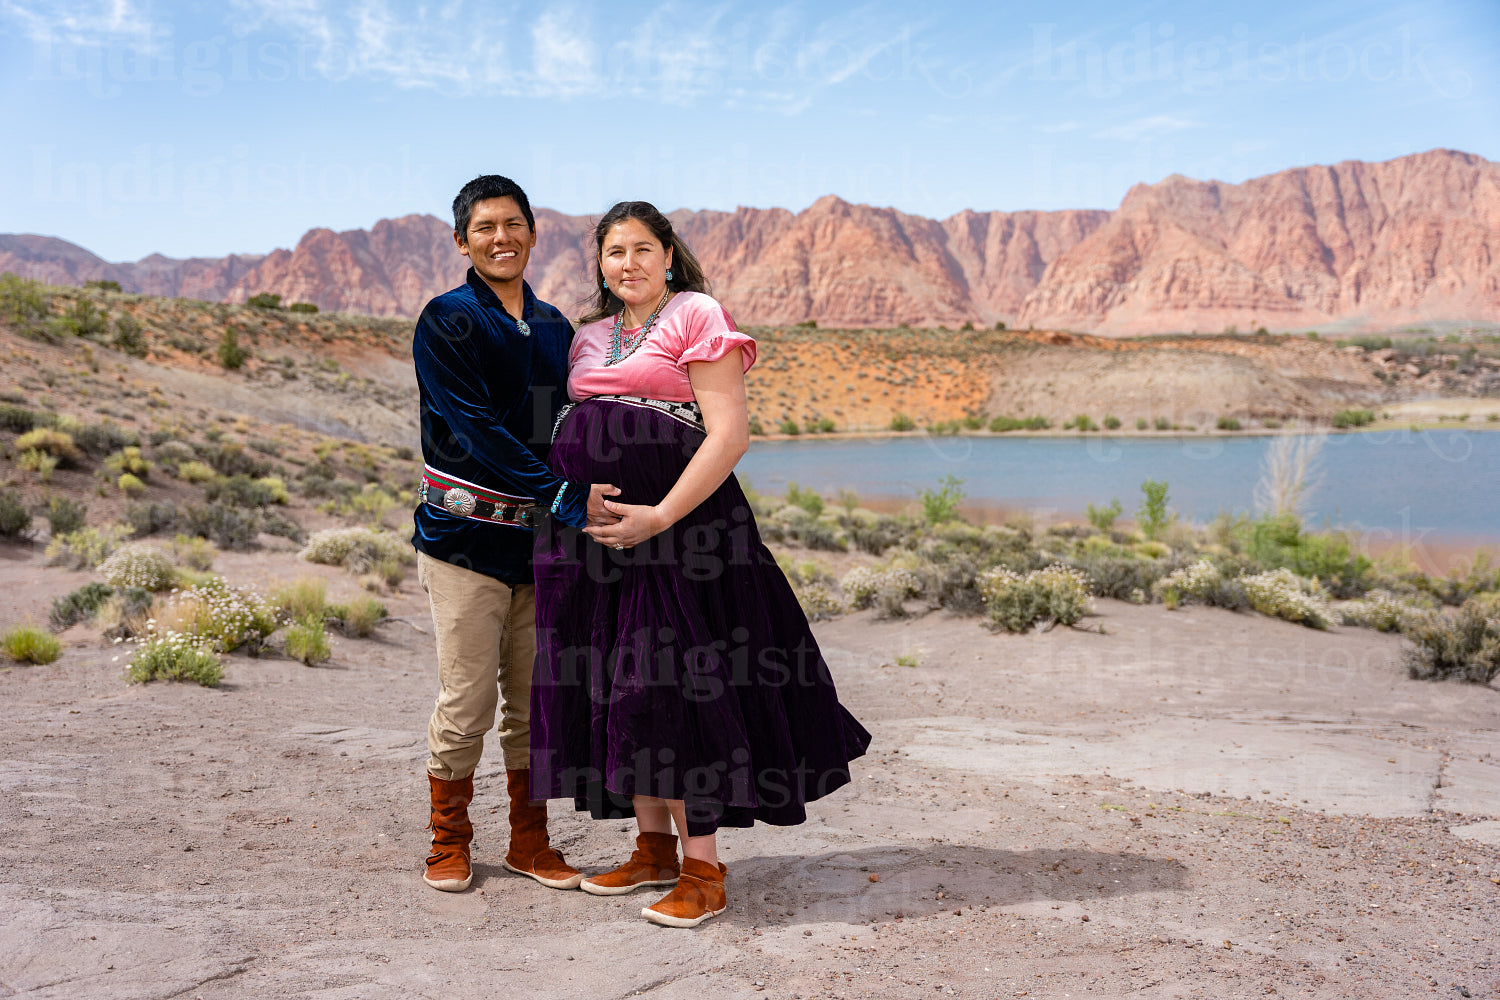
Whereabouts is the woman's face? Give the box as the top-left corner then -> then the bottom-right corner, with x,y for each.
600,217 -> 674,314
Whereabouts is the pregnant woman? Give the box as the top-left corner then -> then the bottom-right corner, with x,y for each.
529,200 -> 871,928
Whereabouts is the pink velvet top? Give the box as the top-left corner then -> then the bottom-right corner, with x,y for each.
568,291 -> 757,403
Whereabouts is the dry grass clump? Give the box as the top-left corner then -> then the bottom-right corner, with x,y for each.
3,624 -> 61,664
328,596 -> 387,637
127,630 -> 222,687
273,577 -> 327,621
284,616 -> 332,665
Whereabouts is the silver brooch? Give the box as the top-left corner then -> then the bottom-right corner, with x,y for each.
442,487 -> 477,517
517,320 -> 531,337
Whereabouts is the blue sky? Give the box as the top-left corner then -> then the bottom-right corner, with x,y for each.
2,0 -> 1496,261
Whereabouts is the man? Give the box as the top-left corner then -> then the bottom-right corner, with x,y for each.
412,174 -> 613,893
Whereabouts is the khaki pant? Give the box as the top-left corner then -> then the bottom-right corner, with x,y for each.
418,551 -> 536,779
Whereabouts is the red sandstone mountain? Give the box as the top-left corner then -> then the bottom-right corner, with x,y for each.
3,150 -> 1495,334
1017,149 -> 1500,335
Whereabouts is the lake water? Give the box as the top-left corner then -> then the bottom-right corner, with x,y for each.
737,431 -> 1500,543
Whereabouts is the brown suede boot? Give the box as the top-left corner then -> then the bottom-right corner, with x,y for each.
502,768 -> 583,890
423,773 -> 474,892
581,832 -> 680,896
641,856 -> 727,927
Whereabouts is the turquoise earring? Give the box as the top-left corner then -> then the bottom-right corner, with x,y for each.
665,268 -> 674,281
602,278 -> 608,290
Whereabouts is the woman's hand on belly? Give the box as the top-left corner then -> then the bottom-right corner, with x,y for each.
583,500 -> 668,549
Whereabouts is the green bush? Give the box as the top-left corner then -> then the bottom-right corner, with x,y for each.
0,488 -> 31,538
49,581 -> 114,630
15,428 -> 81,465
176,460 -> 216,484
1240,568 -> 1331,628
160,577 -> 278,652
1135,418 -> 1148,430
3,625 -> 61,664
1402,601 -> 1500,684
785,482 -> 824,517
37,495 -> 87,536
117,473 -> 146,497
206,474 -> 288,508
978,564 -> 1091,632
75,420 -> 137,458
1243,514 -> 1370,596
247,292 -> 283,309
989,415 -> 1050,432
104,446 -> 151,478
839,566 -> 921,618
777,418 -> 800,435
284,615 -> 332,665
1103,415 -> 1121,430
288,302 -> 319,314
919,474 -> 965,525
299,526 -> 413,573
127,632 -> 223,686
1154,417 -> 1172,431
890,413 -> 915,432
62,298 -> 107,338
1071,414 -> 1098,432
748,417 -> 765,436
1085,499 -> 1122,531
167,533 -> 216,570
1332,409 -> 1375,429
273,577 -> 328,621
1216,416 -> 1242,431
0,273 -> 51,331
84,279 -> 121,292
217,326 -> 247,369
1071,550 -> 1174,601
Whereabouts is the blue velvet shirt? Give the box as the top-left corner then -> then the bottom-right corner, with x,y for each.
411,268 -> 586,585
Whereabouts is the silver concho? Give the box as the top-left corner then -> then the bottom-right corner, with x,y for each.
441,487 -> 477,517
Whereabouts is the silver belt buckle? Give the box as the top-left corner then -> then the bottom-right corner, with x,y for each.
441,487 -> 477,517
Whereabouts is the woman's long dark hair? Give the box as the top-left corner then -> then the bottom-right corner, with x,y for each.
579,201 -> 711,324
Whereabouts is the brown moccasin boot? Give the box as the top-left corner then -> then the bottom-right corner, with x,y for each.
501,768 -> 583,890
581,832 -> 680,896
641,856 -> 727,927
423,773 -> 474,892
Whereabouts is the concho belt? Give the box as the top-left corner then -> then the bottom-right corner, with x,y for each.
418,468 -> 541,527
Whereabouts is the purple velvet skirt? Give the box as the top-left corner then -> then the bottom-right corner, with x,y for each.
529,397 -> 871,837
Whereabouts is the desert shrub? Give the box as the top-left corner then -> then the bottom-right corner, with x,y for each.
1070,414 -> 1098,432
1332,408 -> 1375,429
1239,568 -> 1331,629
1401,601 -> 1500,684
0,403 -> 40,432
44,523 -> 131,569
95,586 -> 154,639
179,501 -> 260,549
320,483 -> 394,522
328,596 -> 387,637
1151,559 -> 1249,610
904,550 -> 985,614
978,564 -> 1092,633
1425,552 -> 1500,606
198,441 -> 271,478
795,583 -> 846,621
889,413 -> 915,432
1086,499 -> 1122,531
76,421 -> 137,458
919,474 -> 965,525
112,314 -> 147,356
98,544 -> 175,591
37,495 -> 87,536
151,440 -> 195,472
840,566 -> 921,617
1338,590 -> 1432,632
1103,415 -> 1122,430
217,326 -> 247,369
3,625 -> 61,664
156,577 -> 279,653
117,473 -> 146,497
49,581 -> 114,630
259,508 -> 305,543
1072,550 -> 1173,601
176,460 -> 217,484
0,273 -> 50,331
989,415 -> 1050,432
15,428 -> 81,466
288,301 -> 318,314
284,615 -> 332,665
1216,416 -> 1242,431
0,489 -> 32,538
1243,514 -> 1370,596
273,577 -> 328,621
785,482 -> 825,518
206,474 -> 289,508
299,526 -> 413,574
162,533 -> 213,571
127,630 -> 223,686
124,501 -> 179,537
845,514 -> 920,556
246,293 -> 282,309
103,447 -> 151,478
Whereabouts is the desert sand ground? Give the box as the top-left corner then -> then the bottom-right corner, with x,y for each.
2,539 -> 1498,1000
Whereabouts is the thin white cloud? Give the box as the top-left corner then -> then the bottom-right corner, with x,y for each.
1,0 -> 159,52
1097,115 -> 1200,142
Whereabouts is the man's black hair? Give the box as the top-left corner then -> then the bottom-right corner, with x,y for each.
453,175 -> 535,239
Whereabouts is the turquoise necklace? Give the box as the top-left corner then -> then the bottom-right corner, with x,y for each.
607,289 -> 670,366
